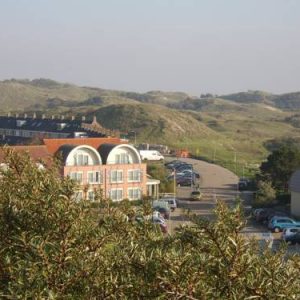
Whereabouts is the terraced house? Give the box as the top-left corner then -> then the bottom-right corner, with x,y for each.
0,137 -> 160,201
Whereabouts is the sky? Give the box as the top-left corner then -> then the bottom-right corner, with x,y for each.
0,0 -> 299,95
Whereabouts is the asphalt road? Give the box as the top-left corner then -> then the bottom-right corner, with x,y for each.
165,157 -> 300,254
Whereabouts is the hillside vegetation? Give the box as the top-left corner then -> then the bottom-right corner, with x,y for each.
1,78 -> 300,174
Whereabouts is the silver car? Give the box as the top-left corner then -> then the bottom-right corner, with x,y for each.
282,227 -> 300,241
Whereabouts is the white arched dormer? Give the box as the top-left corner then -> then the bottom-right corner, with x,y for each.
106,144 -> 141,165
65,145 -> 102,166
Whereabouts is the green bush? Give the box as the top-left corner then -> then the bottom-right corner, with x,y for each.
1,151 -> 300,299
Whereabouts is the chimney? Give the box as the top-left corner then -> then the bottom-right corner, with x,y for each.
82,116 -> 86,122
24,113 -> 27,118
92,115 -> 97,124
15,113 -> 19,118
7,112 -> 11,117
33,112 -> 36,119
51,115 -> 55,120
42,114 -> 46,119
61,115 -> 64,120
71,115 -> 75,121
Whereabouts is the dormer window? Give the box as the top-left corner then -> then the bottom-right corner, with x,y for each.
16,120 -> 26,127
115,153 -> 129,164
57,123 -> 67,130
74,153 -> 89,166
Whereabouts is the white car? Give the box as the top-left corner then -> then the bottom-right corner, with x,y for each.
160,198 -> 177,211
282,227 -> 300,241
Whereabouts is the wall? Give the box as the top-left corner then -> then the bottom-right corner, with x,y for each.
64,163 -> 147,200
291,191 -> 300,217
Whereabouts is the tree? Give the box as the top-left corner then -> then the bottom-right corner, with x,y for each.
1,150 -> 300,299
253,180 -> 277,207
260,145 -> 300,190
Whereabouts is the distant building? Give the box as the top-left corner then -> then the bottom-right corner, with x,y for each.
0,137 -> 160,201
289,170 -> 300,217
0,114 -> 117,145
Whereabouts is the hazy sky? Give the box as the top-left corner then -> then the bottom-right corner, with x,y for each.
0,0 -> 299,95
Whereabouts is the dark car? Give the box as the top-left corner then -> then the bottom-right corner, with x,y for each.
175,164 -> 193,171
238,178 -> 250,191
266,211 -> 288,223
284,232 -> 300,245
165,161 -> 187,169
256,208 -> 275,223
176,176 -> 194,187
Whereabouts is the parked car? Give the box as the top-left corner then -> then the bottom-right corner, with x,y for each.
139,150 -> 164,161
190,190 -> 202,200
152,216 -> 168,233
238,178 -> 250,191
152,200 -> 171,219
256,208 -> 276,223
268,217 -> 300,233
266,211 -> 288,223
165,160 -> 184,169
137,213 -> 167,233
174,164 -> 193,172
175,170 -> 200,179
176,176 -> 194,187
282,227 -> 300,241
284,232 -> 300,245
165,161 -> 188,170
252,208 -> 264,218
153,206 -> 170,220
160,196 -> 177,212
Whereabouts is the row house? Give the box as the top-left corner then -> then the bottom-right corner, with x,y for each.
0,137 -> 160,201
0,114 -> 117,145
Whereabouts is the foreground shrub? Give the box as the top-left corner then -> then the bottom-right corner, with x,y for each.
0,150 -> 299,299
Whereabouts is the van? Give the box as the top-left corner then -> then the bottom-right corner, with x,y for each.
139,150 -> 164,161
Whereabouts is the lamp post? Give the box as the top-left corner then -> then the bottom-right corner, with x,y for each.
129,131 -> 136,145
173,168 -> 176,198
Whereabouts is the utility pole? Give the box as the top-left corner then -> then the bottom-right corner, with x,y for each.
173,168 -> 176,198
234,151 -> 237,174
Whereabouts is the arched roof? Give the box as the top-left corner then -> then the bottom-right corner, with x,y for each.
98,143 -> 141,164
56,144 -> 102,165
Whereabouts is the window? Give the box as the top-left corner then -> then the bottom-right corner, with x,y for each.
115,153 -> 129,164
69,172 -> 83,183
128,188 -> 141,200
75,153 -> 89,166
128,169 -> 141,182
88,190 -> 95,201
87,171 -> 101,184
110,170 -> 123,183
110,188 -> 123,201
74,191 -> 83,201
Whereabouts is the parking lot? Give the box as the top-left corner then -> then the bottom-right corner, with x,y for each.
164,157 -> 300,254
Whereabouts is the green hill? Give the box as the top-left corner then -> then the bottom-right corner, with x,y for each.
1,78 -> 300,175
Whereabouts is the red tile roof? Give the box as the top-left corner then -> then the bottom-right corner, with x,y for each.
43,137 -> 125,154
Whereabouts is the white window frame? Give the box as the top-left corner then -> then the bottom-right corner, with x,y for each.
69,172 -> 83,184
87,171 -> 101,184
110,170 -> 123,183
127,187 -> 141,200
75,153 -> 89,166
128,169 -> 141,182
115,153 -> 129,164
74,191 -> 83,202
110,188 -> 123,201
87,190 -> 95,201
